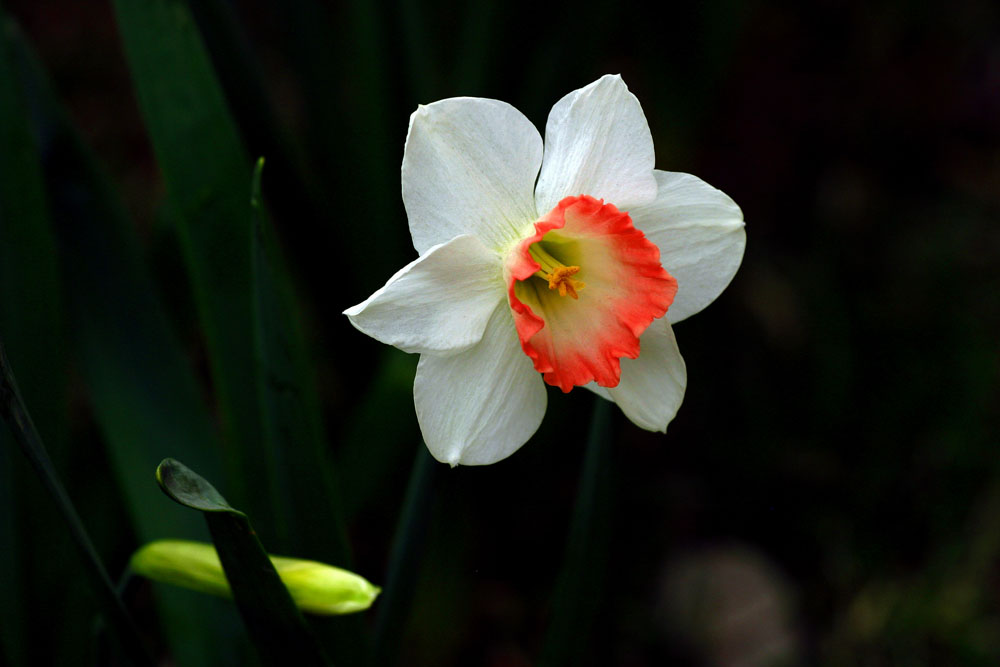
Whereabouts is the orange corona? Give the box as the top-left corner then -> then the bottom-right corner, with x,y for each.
506,195 -> 678,393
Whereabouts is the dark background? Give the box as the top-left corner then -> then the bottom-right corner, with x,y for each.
2,0 -> 998,665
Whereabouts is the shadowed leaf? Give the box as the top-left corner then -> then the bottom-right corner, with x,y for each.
155,459 -> 333,667
251,158 -> 352,562
157,458 -> 237,514
112,0 -> 267,519
0,13 -> 64,665
4,19 -> 235,666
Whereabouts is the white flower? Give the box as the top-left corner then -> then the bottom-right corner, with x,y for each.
345,75 -> 745,466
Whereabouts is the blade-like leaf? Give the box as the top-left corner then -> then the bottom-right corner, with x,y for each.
251,158 -> 351,561
156,459 -> 332,667
0,345 -> 154,666
157,458 -> 237,514
0,18 -> 65,451
111,0 -> 267,516
181,0 -> 341,326
7,15 -> 226,542
0,14 -> 65,665
251,158 -> 370,661
4,21 -> 235,666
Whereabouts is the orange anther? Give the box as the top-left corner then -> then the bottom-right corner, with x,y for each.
545,266 -> 585,299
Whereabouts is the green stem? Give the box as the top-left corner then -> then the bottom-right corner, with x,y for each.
539,397 -> 616,666
370,446 -> 437,666
0,341 -> 154,666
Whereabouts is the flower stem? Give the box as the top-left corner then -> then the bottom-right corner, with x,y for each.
369,445 -> 437,666
0,341 -> 154,666
539,396 -> 615,666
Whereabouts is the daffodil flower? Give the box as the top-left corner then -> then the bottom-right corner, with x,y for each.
345,75 -> 745,466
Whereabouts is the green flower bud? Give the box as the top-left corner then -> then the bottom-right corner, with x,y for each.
130,540 -> 380,615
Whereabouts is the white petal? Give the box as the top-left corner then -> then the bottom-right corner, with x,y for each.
402,97 -> 543,255
344,235 -> 504,356
414,301 -> 546,466
630,171 -> 746,324
534,74 -> 657,215
597,318 -> 687,432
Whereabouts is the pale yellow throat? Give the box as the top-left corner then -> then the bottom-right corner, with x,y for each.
528,243 -> 585,299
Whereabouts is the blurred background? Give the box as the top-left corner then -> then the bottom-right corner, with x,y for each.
1,0 -> 998,665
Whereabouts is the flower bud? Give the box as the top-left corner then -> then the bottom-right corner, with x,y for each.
130,539 -> 380,615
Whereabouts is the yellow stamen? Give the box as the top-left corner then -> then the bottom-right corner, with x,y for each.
529,243 -> 586,299
547,266 -> 584,299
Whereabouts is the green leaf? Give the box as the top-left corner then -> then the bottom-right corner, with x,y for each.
112,0 -> 265,512
155,459 -> 333,667
3,21 -> 235,666
250,158 -> 352,561
6,13 -> 225,541
0,14 -> 65,665
251,158 -> 370,662
0,17 -> 66,452
0,345 -> 154,667
131,540 -> 380,615
181,0 -> 338,316
157,458 -> 237,514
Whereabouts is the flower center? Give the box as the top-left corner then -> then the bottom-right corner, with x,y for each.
528,243 -> 586,299
505,195 -> 678,392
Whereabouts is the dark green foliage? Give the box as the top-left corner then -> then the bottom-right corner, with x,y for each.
0,0 -> 997,664
370,448 -> 437,667
251,158 -> 352,565
0,14 -> 63,664
251,159 -> 367,661
539,399 -> 615,666
0,344 -> 154,666
2,15 -> 238,667
156,458 -> 331,667
111,0 -> 266,515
